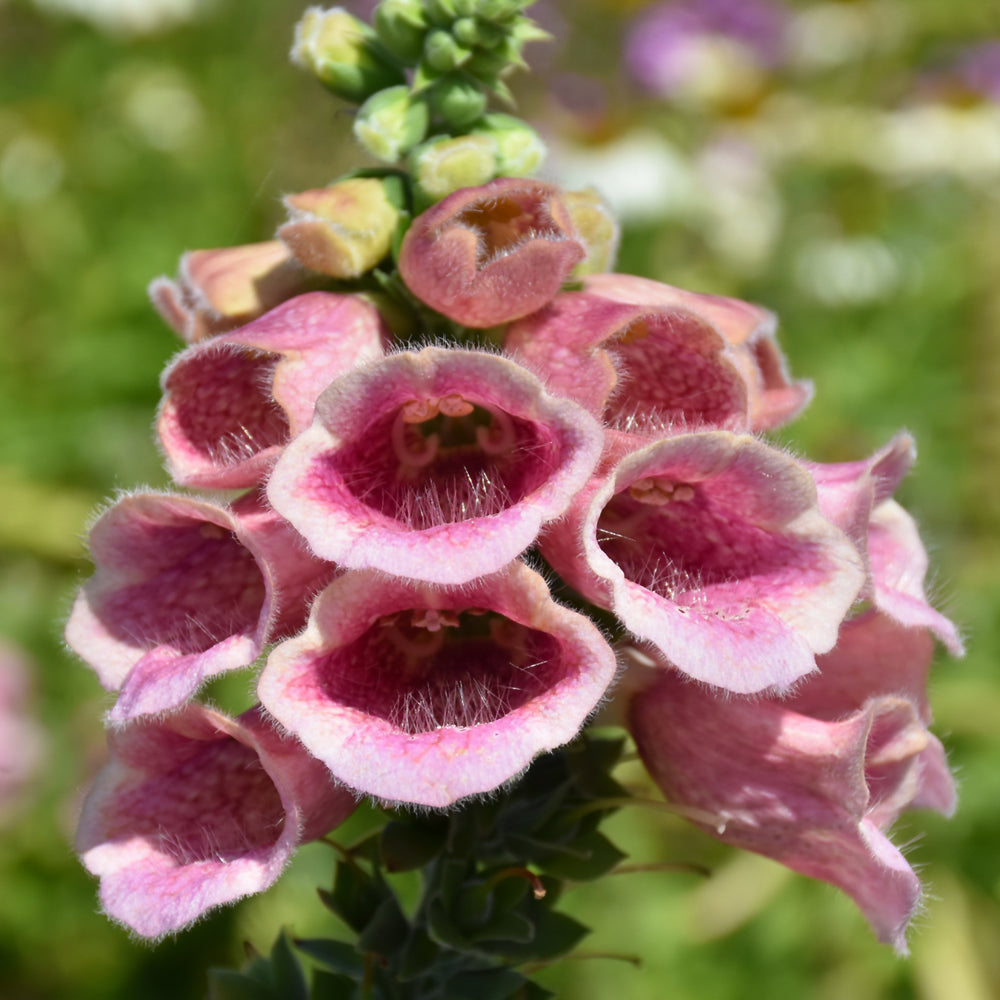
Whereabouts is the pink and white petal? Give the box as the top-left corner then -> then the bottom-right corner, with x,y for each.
267,348 -> 604,585
66,492 -> 332,722
258,563 -> 617,807
578,433 -> 864,692
76,705 -> 356,939
157,292 -> 388,489
398,178 -> 587,328
582,273 -> 811,430
627,665 -> 924,952
869,500 -> 965,656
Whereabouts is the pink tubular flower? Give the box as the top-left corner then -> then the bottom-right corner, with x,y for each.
397,177 -> 588,328
542,431 -> 864,693
149,241 -> 308,344
576,274 -> 812,432
267,346 -> 604,585
257,562 -> 617,808
158,291 -> 389,489
65,491 -> 336,723
625,610 -> 955,953
76,705 -> 357,939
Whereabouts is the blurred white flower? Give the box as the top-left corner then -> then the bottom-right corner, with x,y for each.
31,0 -> 210,36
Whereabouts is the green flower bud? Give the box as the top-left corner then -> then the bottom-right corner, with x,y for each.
429,74 -> 489,129
471,113 -> 545,176
424,29 -> 473,73
353,85 -> 429,163
372,0 -> 427,63
291,6 -> 404,104
452,17 -> 480,48
475,0 -> 524,23
424,0 -> 459,26
409,134 -> 498,201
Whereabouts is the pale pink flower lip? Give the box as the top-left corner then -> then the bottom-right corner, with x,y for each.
397,177 -> 587,328
257,563 -> 618,808
267,347 -> 604,585
157,291 -> 388,489
561,432 -> 864,693
76,705 -> 356,939
65,491 -> 335,723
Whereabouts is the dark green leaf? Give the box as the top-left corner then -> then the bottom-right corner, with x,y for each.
295,939 -> 365,978
380,818 -> 447,872
358,896 -> 410,956
533,831 -> 626,882
205,969 -> 277,1000
270,930 -> 309,1000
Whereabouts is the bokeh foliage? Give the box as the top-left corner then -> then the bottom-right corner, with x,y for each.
1,0 -> 999,997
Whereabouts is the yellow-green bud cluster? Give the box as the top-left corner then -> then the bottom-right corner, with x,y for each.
292,2 -> 549,176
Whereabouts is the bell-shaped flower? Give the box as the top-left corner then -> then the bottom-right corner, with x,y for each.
158,292 -> 389,489
397,177 -> 588,328
149,241 -> 308,344
625,610 -> 955,953
505,276 -> 760,441
267,346 -> 604,585
542,431 -> 865,693
65,491 -> 336,723
257,562 -> 617,808
534,273 -> 811,432
76,705 -> 357,939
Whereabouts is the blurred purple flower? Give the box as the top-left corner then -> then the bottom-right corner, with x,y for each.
625,0 -> 787,98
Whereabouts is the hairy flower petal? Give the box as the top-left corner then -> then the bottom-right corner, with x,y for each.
626,611 -> 953,953
268,347 -> 604,584
76,705 -> 356,938
66,491 -> 336,722
258,563 -> 617,807
158,292 -> 388,489
398,178 -> 587,327
545,432 -> 864,692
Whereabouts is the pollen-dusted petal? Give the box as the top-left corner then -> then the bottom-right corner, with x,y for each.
868,500 -> 965,655
65,492 -> 336,722
505,287 -> 749,436
626,658 -> 928,953
257,563 -> 617,808
149,241 -> 308,344
158,292 -> 389,489
398,177 -> 587,328
267,347 -> 604,585
76,705 -> 356,939
552,432 -> 865,693
581,273 -> 812,431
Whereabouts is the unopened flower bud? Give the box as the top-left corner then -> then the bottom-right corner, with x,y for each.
428,73 -> 489,128
149,241 -> 307,344
423,29 -> 472,73
471,112 -> 545,175
354,85 -> 429,163
410,134 -> 497,201
372,0 -> 427,63
561,187 -> 620,274
291,7 -> 405,104
476,0 -> 523,21
279,177 -> 400,277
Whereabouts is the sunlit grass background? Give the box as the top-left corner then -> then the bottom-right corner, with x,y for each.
1,0 -> 999,996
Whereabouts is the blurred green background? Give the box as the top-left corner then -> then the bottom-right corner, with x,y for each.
1,0 -> 999,996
